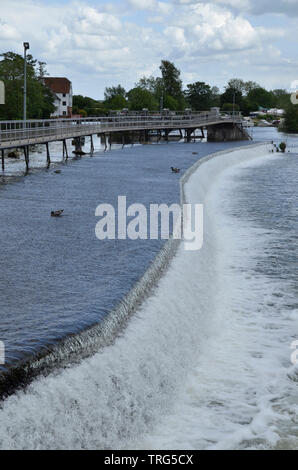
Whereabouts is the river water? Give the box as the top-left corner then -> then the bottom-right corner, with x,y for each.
0,127 -> 297,449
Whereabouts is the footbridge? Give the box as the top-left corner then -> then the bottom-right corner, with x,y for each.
0,111 -> 249,171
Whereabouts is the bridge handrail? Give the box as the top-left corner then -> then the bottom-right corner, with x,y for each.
0,112 -> 243,144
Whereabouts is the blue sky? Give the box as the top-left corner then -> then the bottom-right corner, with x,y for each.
0,0 -> 297,99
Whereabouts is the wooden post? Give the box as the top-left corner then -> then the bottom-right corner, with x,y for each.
24,146 -> 29,173
109,132 -> 112,148
46,142 -> 50,166
1,149 -> 4,172
90,135 -> 94,154
122,133 -> 125,148
73,137 -> 82,155
63,140 -> 69,159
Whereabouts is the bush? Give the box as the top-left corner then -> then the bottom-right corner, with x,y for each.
279,142 -> 286,153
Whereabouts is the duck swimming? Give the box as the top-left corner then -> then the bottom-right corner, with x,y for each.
51,210 -> 64,217
171,167 -> 180,173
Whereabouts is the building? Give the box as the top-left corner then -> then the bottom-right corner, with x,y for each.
44,77 -> 73,118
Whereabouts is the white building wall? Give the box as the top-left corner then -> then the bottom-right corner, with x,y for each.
51,86 -> 73,117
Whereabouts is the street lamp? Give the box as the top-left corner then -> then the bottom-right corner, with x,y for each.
160,90 -> 164,114
23,42 -> 30,121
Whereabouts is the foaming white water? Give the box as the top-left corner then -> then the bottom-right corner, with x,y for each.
136,146 -> 298,450
0,144 -> 296,450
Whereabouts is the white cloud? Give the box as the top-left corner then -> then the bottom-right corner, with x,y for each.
0,0 -> 296,97
172,0 -> 298,16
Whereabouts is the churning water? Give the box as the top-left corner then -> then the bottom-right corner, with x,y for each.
0,132 -> 297,450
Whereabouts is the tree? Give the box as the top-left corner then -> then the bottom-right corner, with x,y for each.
272,89 -> 290,109
227,78 -> 246,94
159,60 -> 183,101
222,103 -> 240,112
226,78 -> 259,96
220,86 -> 243,110
184,81 -> 213,111
283,104 -> 298,132
246,87 -> 274,110
163,94 -> 179,110
135,76 -> 161,95
243,81 -> 260,95
103,85 -> 127,110
0,51 -> 55,119
127,87 -> 158,111
104,85 -> 126,101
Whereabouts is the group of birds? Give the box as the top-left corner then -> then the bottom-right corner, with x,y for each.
50,152 -> 199,216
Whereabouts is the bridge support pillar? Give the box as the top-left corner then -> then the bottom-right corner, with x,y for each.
73,137 -> 85,155
1,150 -> 4,171
90,135 -> 94,154
24,146 -> 29,173
207,123 -> 249,142
63,140 -> 69,159
46,142 -> 50,166
185,128 -> 195,142
102,134 -> 107,150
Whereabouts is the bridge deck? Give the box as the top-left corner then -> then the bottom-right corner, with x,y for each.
0,113 -> 242,150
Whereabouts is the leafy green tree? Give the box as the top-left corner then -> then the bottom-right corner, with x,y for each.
184,81 -> 213,111
104,85 -> 126,102
159,60 -> 183,101
243,81 -> 260,95
246,87 -> 274,109
220,86 -> 243,110
272,89 -> 290,109
103,85 -> 127,110
283,104 -> 298,132
135,76 -> 161,95
73,95 -> 96,110
127,87 -> 158,111
222,103 -> 240,112
163,94 -> 179,110
0,51 -> 55,119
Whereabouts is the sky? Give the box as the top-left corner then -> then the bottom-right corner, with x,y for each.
0,0 -> 298,99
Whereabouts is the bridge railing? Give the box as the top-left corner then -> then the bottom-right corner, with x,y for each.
0,112 -> 242,146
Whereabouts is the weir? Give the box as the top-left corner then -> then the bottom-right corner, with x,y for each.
0,143 -> 274,449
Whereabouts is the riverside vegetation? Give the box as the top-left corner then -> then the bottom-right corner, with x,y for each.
1,52 -> 297,133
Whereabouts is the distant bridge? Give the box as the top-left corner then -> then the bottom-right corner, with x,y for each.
0,111 -> 248,172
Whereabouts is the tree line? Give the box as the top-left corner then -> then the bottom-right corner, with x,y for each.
74,61 -> 291,115
0,52 -> 297,132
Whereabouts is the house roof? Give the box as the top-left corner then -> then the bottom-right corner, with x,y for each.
44,77 -> 72,94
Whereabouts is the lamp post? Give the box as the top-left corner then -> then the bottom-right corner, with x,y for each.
160,90 -> 164,114
23,42 -> 30,121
